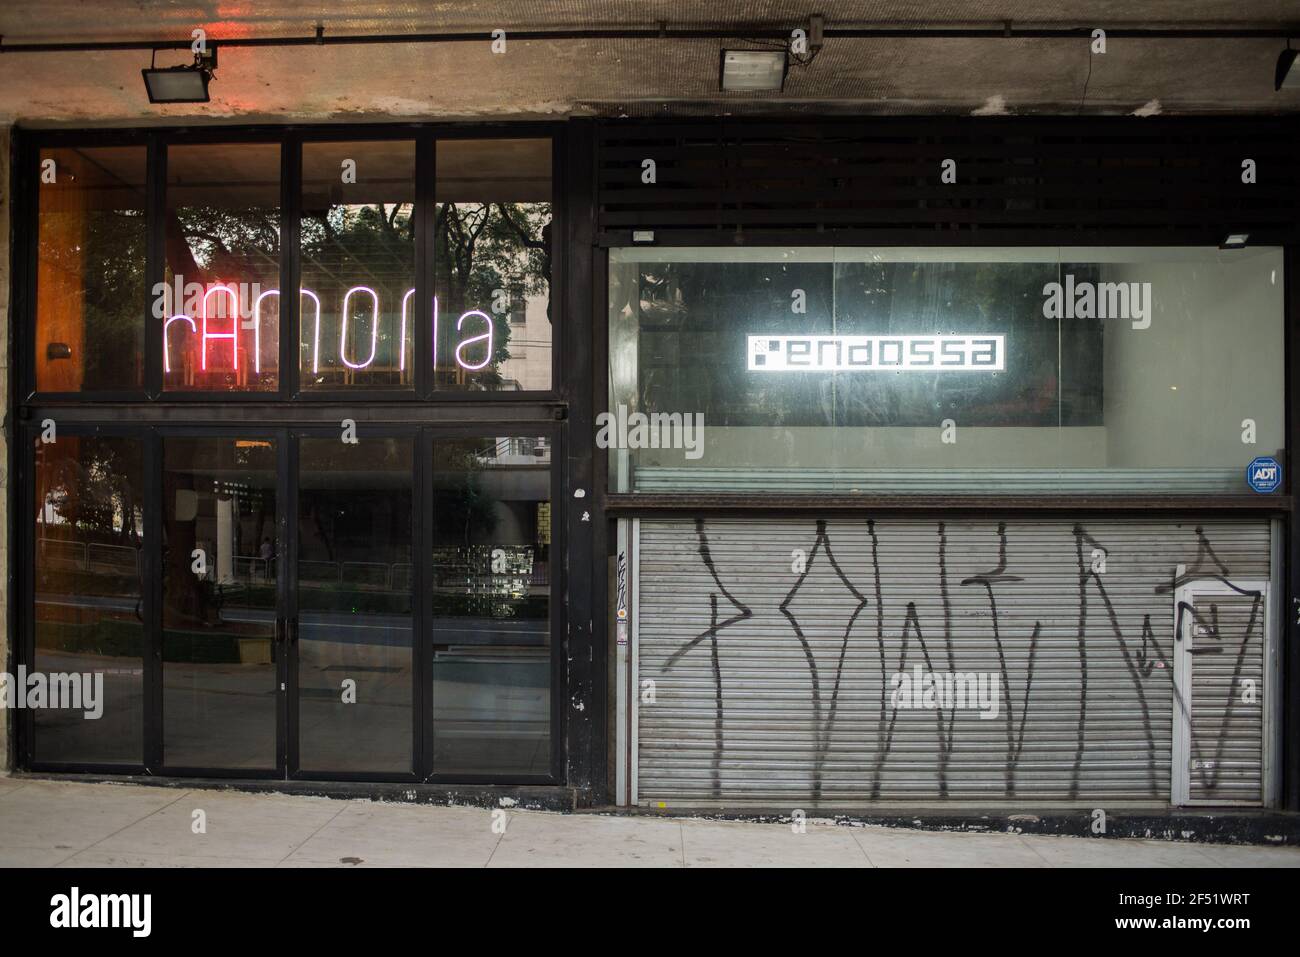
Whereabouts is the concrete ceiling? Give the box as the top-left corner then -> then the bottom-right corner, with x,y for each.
1,2 -> 1299,124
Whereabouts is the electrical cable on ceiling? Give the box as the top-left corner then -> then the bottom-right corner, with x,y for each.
0,24 -> 1297,54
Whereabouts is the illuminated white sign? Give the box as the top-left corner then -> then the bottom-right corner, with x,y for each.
747,334 -> 1005,372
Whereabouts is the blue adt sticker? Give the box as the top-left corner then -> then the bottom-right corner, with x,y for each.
1246,456 -> 1282,493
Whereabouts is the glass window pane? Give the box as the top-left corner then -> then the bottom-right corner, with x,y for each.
432,436 -> 551,775
297,437 -> 413,774
609,246 -> 1285,495
1058,247 -> 1285,492
162,437 -> 278,769
33,435 -> 144,764
36,147 -> 147,392
434,138 -> 552,392
163,143 -> 280,392
300,141 -> 415,390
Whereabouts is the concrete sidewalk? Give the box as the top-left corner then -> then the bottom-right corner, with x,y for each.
1,777 -> 1298,868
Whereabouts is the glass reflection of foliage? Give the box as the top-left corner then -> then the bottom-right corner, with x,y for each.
37,147 -> 148,392
296,439 -> 412,617
37,438 -> 143,550
431,439 -> 548,622
435,442 -> 501,543
434,201 -> 551,389
78,210 -> 147,389
34,435 -> 145,764
172,207 -> 280,278
35,437 -> 144,624
300,201 -> 414,385
164,144 -> 280,391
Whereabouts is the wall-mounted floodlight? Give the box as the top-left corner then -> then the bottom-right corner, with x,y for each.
1220,233 -> 1250,249
142,45 -> 216,103
1276,41 -> 1298,91
720,49 -> 787,92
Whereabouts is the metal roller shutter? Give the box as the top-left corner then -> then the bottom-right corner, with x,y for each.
1186,592 -> 1266,804
635,517 -> 1272,806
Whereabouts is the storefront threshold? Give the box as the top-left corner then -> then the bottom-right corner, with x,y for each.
586,805 -> 1300,847
12,772 -> 586,812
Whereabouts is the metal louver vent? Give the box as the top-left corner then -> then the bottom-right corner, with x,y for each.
597,118 -> 1300,245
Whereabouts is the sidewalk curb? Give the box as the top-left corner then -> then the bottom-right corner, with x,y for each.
591,806 -> 1300,846
14,773 -> 1299,847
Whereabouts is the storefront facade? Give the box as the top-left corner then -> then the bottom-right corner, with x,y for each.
7,124 -> 600,793
601,118 -> 1300,811
6,116 -> 1300,811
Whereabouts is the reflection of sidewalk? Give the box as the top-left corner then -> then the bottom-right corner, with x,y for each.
1,778 -> 1298,868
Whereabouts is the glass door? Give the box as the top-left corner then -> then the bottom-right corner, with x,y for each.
160,433 -> 281,772
293,433 -> 416,778
428,433 -> 555,780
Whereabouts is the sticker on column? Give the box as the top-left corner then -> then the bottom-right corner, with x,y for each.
1246,456 -> 1281,493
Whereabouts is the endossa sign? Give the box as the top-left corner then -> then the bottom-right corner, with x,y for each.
747,334 -> 1005,372
156,282 -> 495,373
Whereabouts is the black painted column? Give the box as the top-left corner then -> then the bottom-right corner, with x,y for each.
562,120 -> 606,802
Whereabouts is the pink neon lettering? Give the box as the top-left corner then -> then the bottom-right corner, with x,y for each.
252,289 -> 278,375
455,310 -> 494,371
164,286 -> 496,376
399,288 -> 414,372
302,289 -> 322,375
201,285 -> 241,372
163,314 -> 197,374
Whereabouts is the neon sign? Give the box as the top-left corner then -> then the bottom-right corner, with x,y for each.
339,286 -> 380,369
164,286 -> 496,375
201,286 -> 241,371
747,334 -> 1005,372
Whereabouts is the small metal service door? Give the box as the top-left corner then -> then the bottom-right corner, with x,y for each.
1172,573 -> 1269,806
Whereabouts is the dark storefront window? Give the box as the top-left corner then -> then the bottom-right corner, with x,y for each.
163,143 -> 281,392
35,146 -> 148,392
609,247 -> 1285,494
431,436 -> 552,775
20,127 -> 559,785
162,437 -> 278,769
434,138 -> 553,392
300,140 -> 416,390
297,437 -> 414,774
33,435 -> 145,765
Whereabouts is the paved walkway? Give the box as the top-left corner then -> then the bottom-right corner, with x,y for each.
2,778 -> 1298,868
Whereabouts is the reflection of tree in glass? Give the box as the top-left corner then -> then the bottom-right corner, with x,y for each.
42,207 -> 147,388
435,442 -> 501,544
171,207 -> 280,278
436,202 -> 551,388
157,199 -> 282,388
36,439 -> 143,606
301,202 -> 414,278
38,440 -> 142,545
300,202 -> 414,380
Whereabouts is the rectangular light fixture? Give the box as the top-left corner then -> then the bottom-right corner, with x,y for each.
720,49 -> 787,92
142,45 -> 216,104
142,65 -> 212,103
1220,233 -> 1250,249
